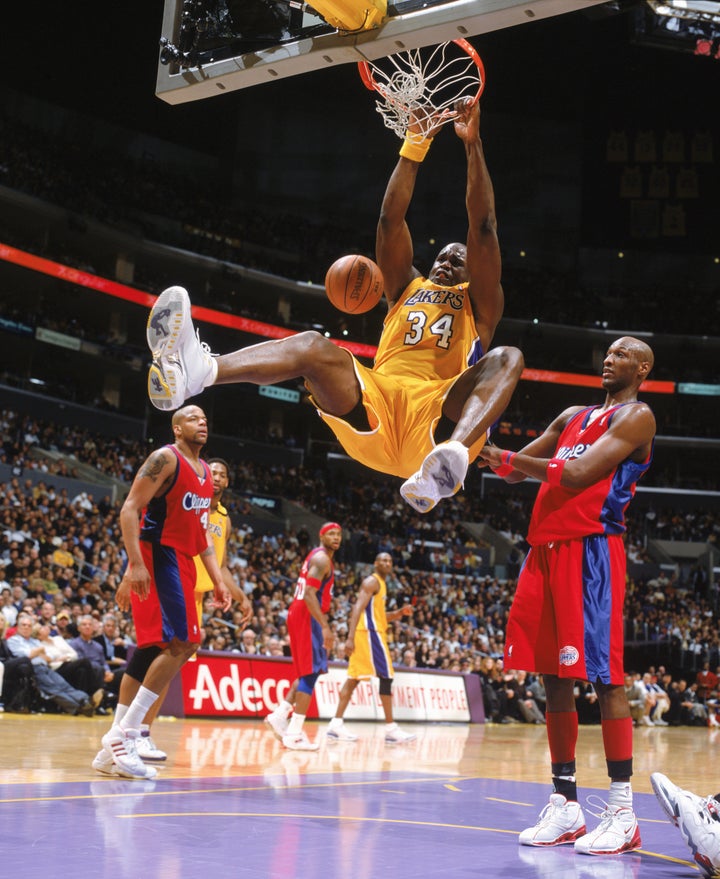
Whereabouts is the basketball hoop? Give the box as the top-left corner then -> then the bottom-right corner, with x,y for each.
358,39 -> 485,142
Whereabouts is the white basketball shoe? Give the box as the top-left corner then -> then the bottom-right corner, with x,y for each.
400,440 -> 469,513
101,726 -> 158,780
676,789 -> 720,877
146,285 -> 218,410
573,797 -> 641,855
519,793 -> 586,846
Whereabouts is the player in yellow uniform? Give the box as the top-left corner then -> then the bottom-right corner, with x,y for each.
326,552 -> 415,743
145,98 -> 523,512
194,458 -> 253,632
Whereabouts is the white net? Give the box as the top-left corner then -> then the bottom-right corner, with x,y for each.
361,41 -> 484,141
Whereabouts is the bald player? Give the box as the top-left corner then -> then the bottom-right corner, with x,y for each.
480,337 -> 656,857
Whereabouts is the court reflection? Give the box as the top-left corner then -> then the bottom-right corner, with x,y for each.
176,718 -> 475,777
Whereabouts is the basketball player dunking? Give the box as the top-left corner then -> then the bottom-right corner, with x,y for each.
144,98 -> 523,514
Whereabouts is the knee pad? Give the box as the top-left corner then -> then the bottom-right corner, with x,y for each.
297,673 -> 319,695
125,646 -> 162,682
379,677 -> 393,697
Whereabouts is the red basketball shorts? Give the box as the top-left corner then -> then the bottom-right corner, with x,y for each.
131,541 -> 201,648
504,534 -> 627,686
287,600 -> 328,679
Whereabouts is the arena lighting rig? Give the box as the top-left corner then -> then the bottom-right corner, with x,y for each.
640,0 -> 720,55
647,1 -> 720,28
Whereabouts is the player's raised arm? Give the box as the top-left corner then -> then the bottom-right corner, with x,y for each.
453,97 -> 504,352
376,109 -> 443,304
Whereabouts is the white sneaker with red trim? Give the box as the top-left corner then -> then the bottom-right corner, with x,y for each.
676,789 -> 720,877
101,726 -> 158,780
519,793 -> 587,846
574,798 -> 641,855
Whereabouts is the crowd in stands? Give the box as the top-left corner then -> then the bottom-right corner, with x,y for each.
1,107 -> 719,339
2,408 -> 720,727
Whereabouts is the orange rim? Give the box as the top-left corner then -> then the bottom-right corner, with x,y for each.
358,38 -> 485,104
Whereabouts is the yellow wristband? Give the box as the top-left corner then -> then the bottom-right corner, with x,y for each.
399,135 -> 433,162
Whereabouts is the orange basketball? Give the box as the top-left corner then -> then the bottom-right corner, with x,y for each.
324,254 -> 384,314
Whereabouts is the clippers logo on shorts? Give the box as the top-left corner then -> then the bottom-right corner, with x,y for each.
182,492 -> 212,513
559,645 -> 580,667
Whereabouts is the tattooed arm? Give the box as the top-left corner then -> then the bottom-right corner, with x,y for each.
119,447 -> 177,601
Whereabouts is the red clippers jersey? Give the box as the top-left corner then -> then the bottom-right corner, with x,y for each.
140,445 -> 212,557
291,547 -> 335,612
527,403 -> 653,546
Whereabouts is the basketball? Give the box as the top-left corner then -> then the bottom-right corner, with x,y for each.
324,254 -> 384,314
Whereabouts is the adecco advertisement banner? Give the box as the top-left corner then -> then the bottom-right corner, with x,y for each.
177,653 -> 484,722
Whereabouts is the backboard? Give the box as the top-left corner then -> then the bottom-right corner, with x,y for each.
155,0 -> 609,104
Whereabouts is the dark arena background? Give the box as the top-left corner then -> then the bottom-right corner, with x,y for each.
1,2 -> 720,877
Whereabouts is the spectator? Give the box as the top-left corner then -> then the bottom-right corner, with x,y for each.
674,680 -> 708,727
36,623 -> 104,698
239,629 -> 258,654
511,669 -> 546,724
94,613 -> 129,672
0,613 -> 36,712
69,614 -> 123,698
624,672 -> 652,727
575,681 -> 601,725
528,673 -> 546,718
54,608 -> 76,640
6,614 -> 101,715
696,661 -> 718,704
642,672 -> 671,726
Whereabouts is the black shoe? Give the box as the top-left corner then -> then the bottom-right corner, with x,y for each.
77,701 -> 95,717
95,707 -> 110,716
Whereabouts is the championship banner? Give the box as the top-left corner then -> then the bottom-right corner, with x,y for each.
176,653 -> 484,722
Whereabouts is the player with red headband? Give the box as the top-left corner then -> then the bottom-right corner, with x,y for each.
266,522 -> 342,750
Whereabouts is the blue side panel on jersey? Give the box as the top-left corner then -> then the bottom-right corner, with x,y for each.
581,535 -> 612,684
151,542 -> 188,642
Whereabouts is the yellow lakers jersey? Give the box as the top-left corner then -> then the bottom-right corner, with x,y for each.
373,276 -> 481,381
356,572 -> 388,634
194,502 -> 228,592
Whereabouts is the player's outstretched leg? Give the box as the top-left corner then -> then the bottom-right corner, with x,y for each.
676,790 -> 720,877
652,772 -> 720,877
651,771 -> 685,825
147,286 -> 218,410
